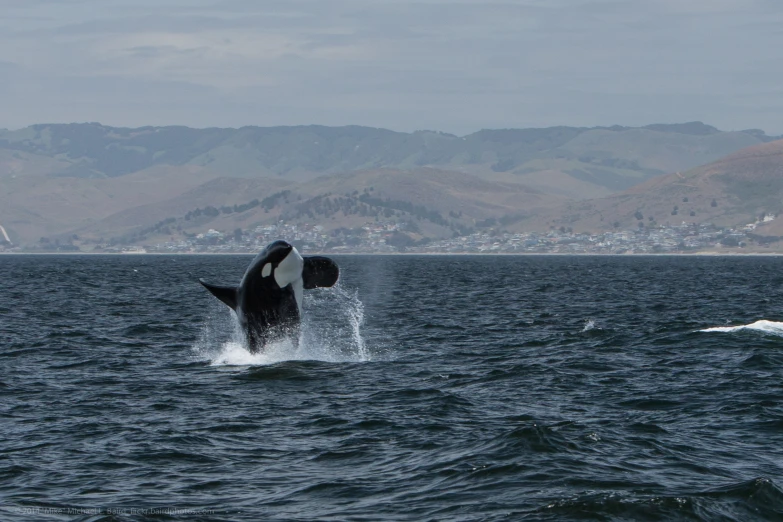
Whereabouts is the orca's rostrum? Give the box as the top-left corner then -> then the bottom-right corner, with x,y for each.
199,240 -> 339,353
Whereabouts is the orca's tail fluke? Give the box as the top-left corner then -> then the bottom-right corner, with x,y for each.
199,279 -> 239,309
302,256 -> 339,289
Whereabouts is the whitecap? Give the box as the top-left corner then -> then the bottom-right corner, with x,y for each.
700,320 -> 783,335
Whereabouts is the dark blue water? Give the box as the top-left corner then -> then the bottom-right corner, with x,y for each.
3,254 -> 783,521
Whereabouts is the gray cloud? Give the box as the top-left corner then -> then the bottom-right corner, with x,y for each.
1,0 -> 782,134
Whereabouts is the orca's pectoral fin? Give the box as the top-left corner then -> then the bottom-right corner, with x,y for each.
199,279 -> 239,309
302,256 -> 339,289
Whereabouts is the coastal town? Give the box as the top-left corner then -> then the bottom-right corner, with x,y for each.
1,218 -> 770,255
141,221 -> 768,254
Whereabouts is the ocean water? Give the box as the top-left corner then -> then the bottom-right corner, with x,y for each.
2,254 -> 783,521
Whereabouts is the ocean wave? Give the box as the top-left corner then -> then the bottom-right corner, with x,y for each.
701,319 -> 783,335
535,477 -> 783,521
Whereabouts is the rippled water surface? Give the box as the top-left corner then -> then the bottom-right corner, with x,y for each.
3,254 -> 783,521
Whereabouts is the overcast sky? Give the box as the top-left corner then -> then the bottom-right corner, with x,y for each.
1,0 -> 781,134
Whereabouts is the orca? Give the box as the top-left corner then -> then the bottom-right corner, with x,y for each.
199,240 -> 339,353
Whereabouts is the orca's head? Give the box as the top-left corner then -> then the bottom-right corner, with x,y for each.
259,240 -> 304,289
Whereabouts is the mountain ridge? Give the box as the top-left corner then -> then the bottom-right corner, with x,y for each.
1,121 -> 780,248
1,121 -> 775,182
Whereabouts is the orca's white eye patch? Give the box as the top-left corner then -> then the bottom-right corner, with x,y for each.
274,247 -> 304,288
261,263 -> 272,277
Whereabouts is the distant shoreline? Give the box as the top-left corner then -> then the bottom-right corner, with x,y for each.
3,251 -> 783,257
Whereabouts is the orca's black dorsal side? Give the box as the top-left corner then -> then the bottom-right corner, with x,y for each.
199,241 -> 339,353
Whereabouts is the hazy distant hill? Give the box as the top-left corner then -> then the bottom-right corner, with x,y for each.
0,121 -> 779,247
515,139 -> 783,235
1,121 -> 773,185
69,168 -> 562,246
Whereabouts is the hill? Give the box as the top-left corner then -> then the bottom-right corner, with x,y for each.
67,168 -> 562,247
0,121 -> 772,186
0,121 -> 779,248
513,139 -> 783,235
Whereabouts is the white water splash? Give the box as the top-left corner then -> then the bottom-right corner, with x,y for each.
193,283 -> 371,366
582,319 -> 596,332
700,320 -> 783,336
344,287 -> 369,361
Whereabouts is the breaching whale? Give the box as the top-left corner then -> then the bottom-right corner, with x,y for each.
199,240 -> 339,353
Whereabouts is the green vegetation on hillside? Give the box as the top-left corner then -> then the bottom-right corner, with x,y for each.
104,185 -> 487,245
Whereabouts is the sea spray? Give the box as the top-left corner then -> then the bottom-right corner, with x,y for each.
192,301 -> 242,361
582,319 -> 596,332
298,282 -> 370,362
193,282 -> 371,365
341,285 -> 369,361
